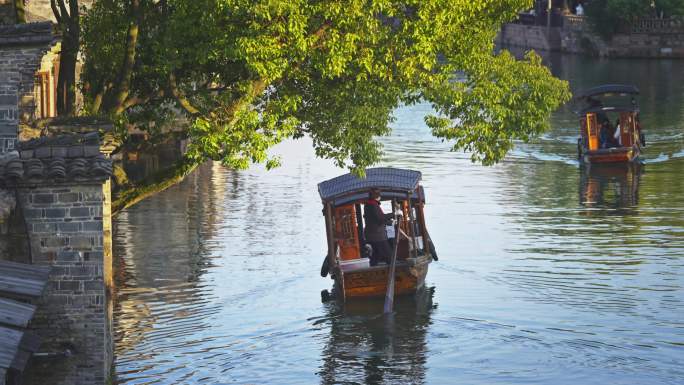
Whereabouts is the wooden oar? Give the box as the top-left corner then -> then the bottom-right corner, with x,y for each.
384,224 -> 407,314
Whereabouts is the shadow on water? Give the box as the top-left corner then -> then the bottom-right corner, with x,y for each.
319,287 -> 436,385
579,163 -> 643,212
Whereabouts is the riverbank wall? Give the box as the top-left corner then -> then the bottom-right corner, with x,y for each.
0,132 -> 114,385
498,16 -> 684,58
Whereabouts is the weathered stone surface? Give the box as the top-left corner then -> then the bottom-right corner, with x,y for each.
16,173 -> 113,385
0,186 -> 15,231
499,21 -> 684,58
0,22 -> 58,153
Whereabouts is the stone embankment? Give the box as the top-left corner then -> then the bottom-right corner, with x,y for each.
498,16 -> 684,58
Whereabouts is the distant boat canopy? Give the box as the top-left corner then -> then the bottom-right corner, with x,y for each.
575,84 -> 645,164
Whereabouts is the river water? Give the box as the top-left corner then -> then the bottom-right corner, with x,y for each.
112,54 -> 684,385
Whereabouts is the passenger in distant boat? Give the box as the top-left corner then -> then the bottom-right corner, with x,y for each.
613,119 -> 622,146
589,97 -> 609,125
364,189 -> 394,266
599,121 -> 612,148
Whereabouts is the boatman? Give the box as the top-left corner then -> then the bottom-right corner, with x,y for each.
364,189 -> 394,266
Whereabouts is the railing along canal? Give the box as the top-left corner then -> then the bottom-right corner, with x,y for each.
626,17 -> 684,34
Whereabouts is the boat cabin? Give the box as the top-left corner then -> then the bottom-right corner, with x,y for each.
318,168 -> 435,299
575,84 -> 645,164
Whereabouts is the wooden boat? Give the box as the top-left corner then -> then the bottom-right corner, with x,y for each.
318,168 -> 436,301
575,84 -> 645,164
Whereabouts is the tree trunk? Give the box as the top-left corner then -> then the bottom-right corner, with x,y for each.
108,0 -> 141,115
56,32 -> 78,115
52,0 -> 80,116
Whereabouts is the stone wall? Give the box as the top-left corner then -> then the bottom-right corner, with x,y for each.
17,182 -> 113,385
499,23 -> 558,52
0,23 -> 57,153
499,21 -> 684,58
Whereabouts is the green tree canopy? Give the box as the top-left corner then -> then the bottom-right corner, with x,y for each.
82,0 -> 570,173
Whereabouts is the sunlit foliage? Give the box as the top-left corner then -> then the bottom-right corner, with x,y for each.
82,0 -> 570,172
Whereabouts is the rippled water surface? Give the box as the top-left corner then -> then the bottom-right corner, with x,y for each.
113,54 -> 684,384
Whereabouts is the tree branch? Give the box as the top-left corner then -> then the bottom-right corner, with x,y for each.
68,0 -> 78,18
50,0 -> 63,25
56,0 -> 70,20
121,87 -> 165,111
112,159 -> 199,215
110,0 -> 141,115
167,73 -> 200,116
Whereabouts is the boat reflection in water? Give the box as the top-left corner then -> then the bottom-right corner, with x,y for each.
579,162 -> 643,209
319,287 -> 435,385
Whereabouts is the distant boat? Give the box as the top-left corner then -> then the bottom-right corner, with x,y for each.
318,168 -> 436,301
575,84 -> 646,164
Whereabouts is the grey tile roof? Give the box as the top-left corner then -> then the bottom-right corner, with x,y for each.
0,260 -> 49,373
0,134 -> 112,185
318,167 -> 421,201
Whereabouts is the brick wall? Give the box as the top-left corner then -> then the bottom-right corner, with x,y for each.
0,45 -> 47,152
18,182 -> 113,385
0,23 -> 57,153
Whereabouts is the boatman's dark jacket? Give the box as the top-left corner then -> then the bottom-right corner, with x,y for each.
363,200 -> 393,242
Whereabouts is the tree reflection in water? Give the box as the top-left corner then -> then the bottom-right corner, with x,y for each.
579,163 -> 643,211
319,287 -> 436,385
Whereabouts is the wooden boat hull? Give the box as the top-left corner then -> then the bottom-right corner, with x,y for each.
334,256 -> 430,299
582,146 -> 640,164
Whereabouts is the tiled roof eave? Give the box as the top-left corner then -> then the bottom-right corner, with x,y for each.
3,176 -> 111,188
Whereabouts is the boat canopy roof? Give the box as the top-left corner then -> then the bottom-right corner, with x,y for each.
582,106 -> 639,114
575,84 -> 640,115
576,84 -> 640,100
318,167 -> 421,202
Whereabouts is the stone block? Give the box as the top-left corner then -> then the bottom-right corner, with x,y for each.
83,146 -> 100,157
24,208 -> 43,218
67,146 -> 83,158
58,192 -> 79,203
84,281 -> 103,292
34,146 -> 51,158
69,207 -> 90,217
68,236 -> 93,249
83,251 -> 103,261
32,222 -> 56,233
51,146 -> 68,158
57,250 -> 83,262
58,280 -> 81,292
45,208 -> 66,218
32,193 -> 54,204
69,265 -> 95,277
50,266 -> 68,276
82,221 -> 102,231
40,237 -> 66,248
57,222 -> 80,232
82,191 -> 101,202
